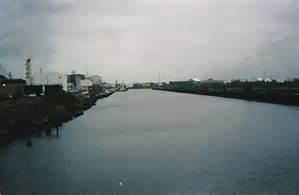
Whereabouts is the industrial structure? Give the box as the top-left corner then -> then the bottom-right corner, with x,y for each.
25,58 -> 33,85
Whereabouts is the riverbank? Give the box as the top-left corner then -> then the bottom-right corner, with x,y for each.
0,90 -> 115,148
153,80 -> 299,106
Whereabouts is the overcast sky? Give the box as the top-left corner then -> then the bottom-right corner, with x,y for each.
0,0 -> 298,82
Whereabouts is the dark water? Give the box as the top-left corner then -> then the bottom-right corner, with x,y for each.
1,89 -> 299,194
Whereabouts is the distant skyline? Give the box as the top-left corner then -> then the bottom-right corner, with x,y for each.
0,0 -> 299,82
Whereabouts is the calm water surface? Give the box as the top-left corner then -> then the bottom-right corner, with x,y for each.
1,89 -> 299,194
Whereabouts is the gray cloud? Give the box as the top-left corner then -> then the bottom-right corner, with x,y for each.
0,0 -> 54,76
0,0 -> 298,81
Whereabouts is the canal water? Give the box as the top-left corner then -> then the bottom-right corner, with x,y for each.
1,89 -> 299,194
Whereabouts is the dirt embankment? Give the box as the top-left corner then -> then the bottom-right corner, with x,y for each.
0,93 -> 98,147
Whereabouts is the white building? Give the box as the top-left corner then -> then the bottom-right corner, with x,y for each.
67,74 -> 85,92
256,77 -> 273,82
80,79 -> 93,91
33,72 -> 68,91
87,75 -> 103,85
201,79 -> 224,84
189,78 -> 202,86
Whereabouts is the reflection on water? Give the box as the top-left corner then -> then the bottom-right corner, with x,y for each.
0,90 -> 299,194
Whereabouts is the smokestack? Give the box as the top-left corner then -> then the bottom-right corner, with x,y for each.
25,58 -> 33,85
